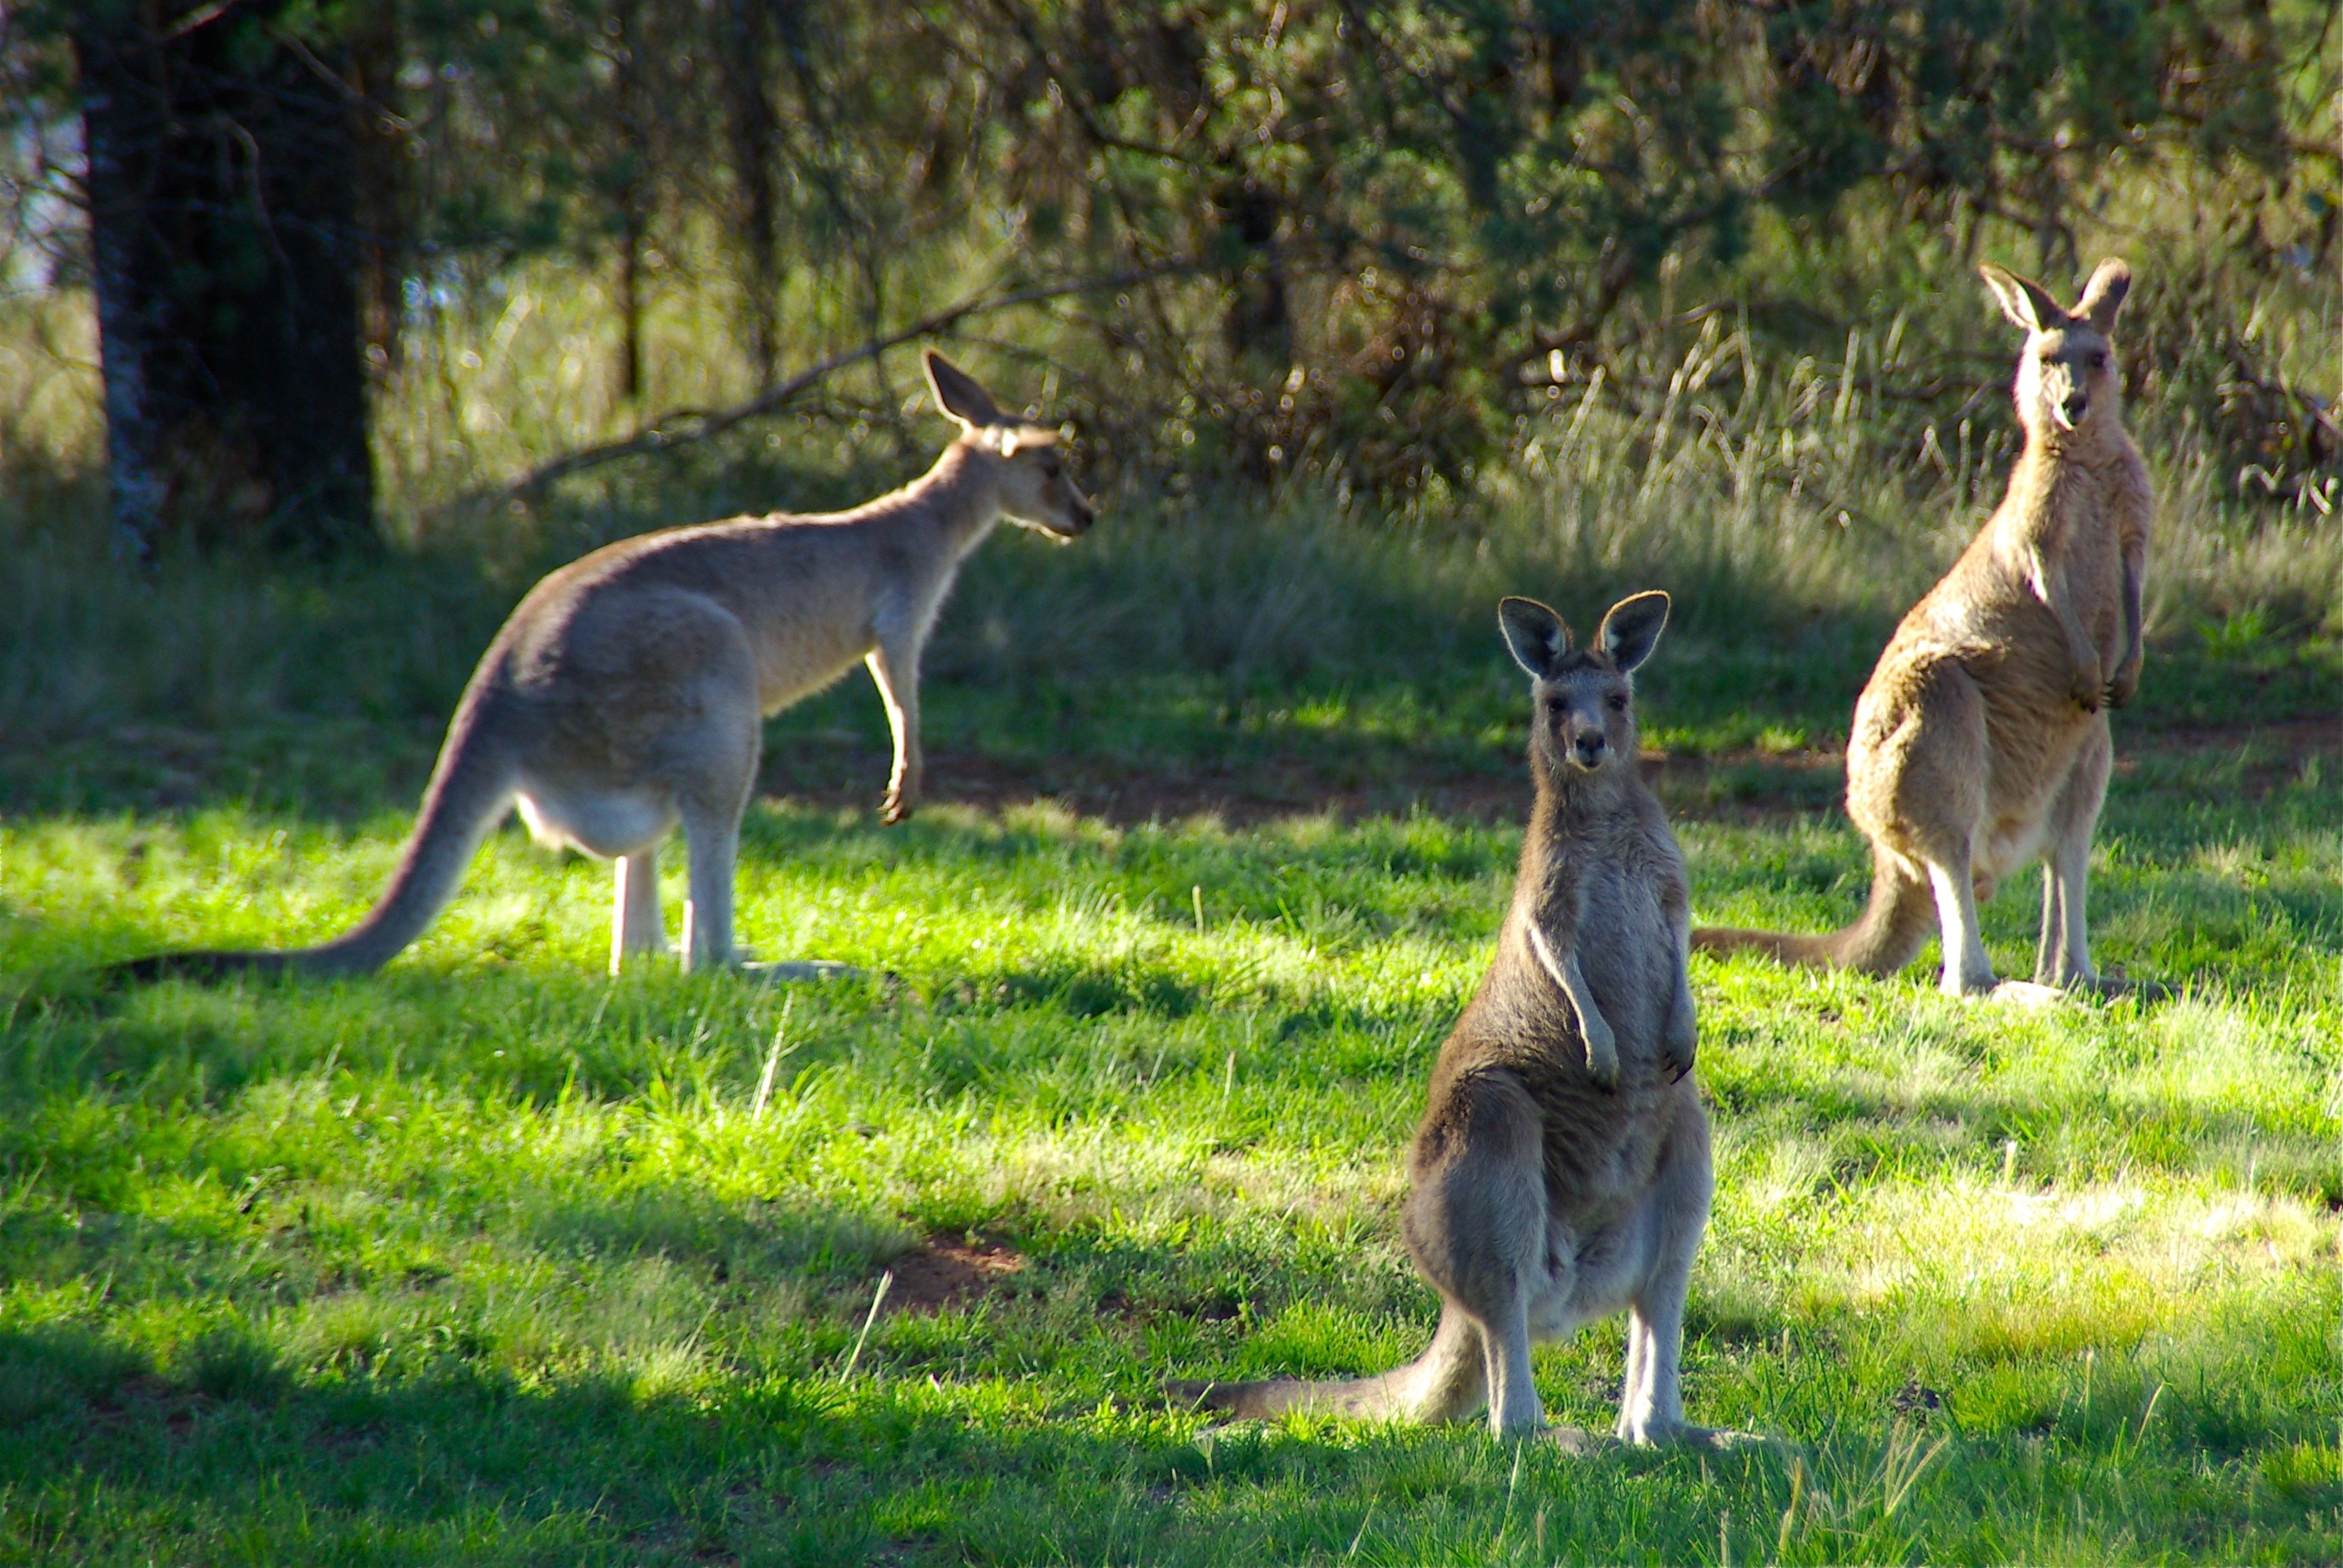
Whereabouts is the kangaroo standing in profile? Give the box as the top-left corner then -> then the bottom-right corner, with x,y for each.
1696,259 -> 2151,1001
112,350 -> 1093,984
1176,593 -> 1743,1446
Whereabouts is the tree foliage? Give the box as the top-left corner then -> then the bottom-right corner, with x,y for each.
6,0 -> 2338,535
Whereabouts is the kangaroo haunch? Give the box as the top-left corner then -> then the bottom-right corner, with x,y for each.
1173,591 -> 1753,1447
110,349 -> 1095,984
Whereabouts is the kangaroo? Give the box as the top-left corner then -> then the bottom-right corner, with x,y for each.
1174,593 -> 1743,1446
110,349 -> 1094,984
1695,259 -> 2152,1001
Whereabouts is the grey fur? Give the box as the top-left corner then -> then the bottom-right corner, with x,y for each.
1173,592 -> 1746,1446
110,349 -> 1093,984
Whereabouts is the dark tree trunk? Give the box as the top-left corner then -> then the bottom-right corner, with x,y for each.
75,1 -> 376,557
346,2 -> 408,384
612,0 -> 649,405
721,0 -> 783,389
618,206 -> 646,404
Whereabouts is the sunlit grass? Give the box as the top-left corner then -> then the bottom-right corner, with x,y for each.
2,686 -> 2335,1563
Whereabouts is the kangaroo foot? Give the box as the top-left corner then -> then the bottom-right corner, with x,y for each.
2081,968 -> 2174,1003
1616,1418 -> 1771,1451
1543,1424 -> 1610,1455
1987,979 -> 2069,1007
739,959 -> 866,984
1660,1423 -> 1776,1452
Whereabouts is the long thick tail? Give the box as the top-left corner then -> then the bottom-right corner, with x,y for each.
1692,844 -> 1934,978
1167,1311 -> 1486,1426
106,704 -> 518,985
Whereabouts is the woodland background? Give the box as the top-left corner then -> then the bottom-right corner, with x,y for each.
2,0 -> 2337,558
0,7 -> 2337,1565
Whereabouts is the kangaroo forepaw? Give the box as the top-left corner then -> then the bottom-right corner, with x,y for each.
1583,1023 -> 1620,1090
1662,1014 -> 1697,1082
879,791 -> 918,825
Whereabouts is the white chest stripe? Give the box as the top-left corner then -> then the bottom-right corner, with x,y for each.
1526,923 -> 1571,996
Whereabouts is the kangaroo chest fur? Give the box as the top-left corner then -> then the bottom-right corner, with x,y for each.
1418,783 -> 1697,1228
1930,446 -> 2145,680
1852,433 -> 2149,882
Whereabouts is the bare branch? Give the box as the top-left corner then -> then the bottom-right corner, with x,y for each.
494,263 -> 1206,501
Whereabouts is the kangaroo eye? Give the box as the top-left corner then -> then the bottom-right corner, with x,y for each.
2088,351 -> 2108,370
1607,694 -> 1629,712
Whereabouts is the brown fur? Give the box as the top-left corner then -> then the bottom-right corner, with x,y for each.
1173,594 -> 1746,1446
1695,259 -> 2152,999
108,351 -> 1094,985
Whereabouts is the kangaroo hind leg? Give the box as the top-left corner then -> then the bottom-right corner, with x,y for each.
610,846 -> 674,973
674,682 -> 763,973
668,685 -> 863,982
2035,717 -> 2109,990
1873,661 -> 1999,997
1618,1108 -> 1753,1448
1402,1069 -> 1551,1437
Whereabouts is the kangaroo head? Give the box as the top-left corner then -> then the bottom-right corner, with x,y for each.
923,349 -> 1096,541
1979,259 -> 2131,442
1498,590 -> 1669,780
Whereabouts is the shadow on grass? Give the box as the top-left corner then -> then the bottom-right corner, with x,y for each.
0,1309 -> 1820,1567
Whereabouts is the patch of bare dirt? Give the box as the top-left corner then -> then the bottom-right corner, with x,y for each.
765,745 -> 1530,827
2146,717 -> 2333,750
879,1235 -> 1027,1315
764,717 -> 2336,830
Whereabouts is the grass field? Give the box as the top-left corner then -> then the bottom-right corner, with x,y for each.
2,476 -> 2339,1565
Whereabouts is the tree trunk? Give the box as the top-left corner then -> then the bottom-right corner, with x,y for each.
721,0 -> 782,389
75,1 -> 376,557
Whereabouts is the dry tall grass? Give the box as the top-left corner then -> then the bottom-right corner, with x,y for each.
2,281 -> 2335,758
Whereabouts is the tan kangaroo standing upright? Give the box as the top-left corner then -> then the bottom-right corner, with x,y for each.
1176,593 -> 1746,1446
113,350 -> 1093,984
1696,259 -> 2151,1000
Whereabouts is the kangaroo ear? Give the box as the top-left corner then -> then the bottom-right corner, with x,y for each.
1498,597 -> 1572,678
2075,258 -> 2131,333
1979,263 -> 2065,334
1597,590 -> 1670,674
924,349 -> 1003,429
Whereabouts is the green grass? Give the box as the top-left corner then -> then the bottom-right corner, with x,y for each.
3,293 -> 2339,1559
2,528 -> 2337,1563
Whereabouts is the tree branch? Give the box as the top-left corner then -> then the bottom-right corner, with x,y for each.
495,264 -> 1204,500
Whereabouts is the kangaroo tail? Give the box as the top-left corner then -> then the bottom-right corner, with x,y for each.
1167,1312 -> 1484,1425
1692,845 -> 1934,978
1165,1368 -> 1424,1422
105,702 -> 518,986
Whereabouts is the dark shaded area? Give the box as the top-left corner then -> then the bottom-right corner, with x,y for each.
72,0 -> 377,555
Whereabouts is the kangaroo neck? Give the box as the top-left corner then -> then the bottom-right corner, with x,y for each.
1992,421 -> 2131,552
890,440 -> 1003,559
1521,764 -> 1627,878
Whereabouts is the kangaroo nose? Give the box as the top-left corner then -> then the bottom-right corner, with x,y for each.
2063,392 -> 2089,423
1572,731 -> 1607,766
